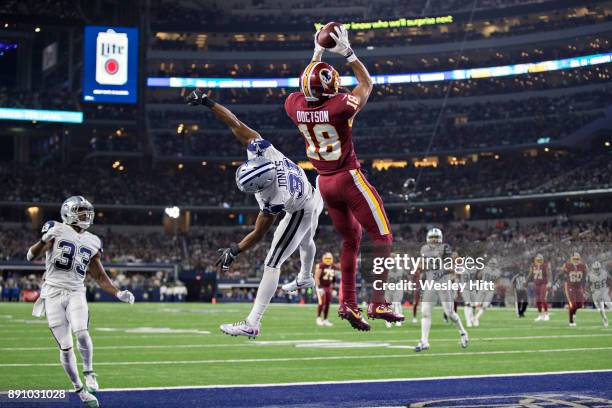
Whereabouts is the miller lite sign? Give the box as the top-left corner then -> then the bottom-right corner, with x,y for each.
96,29 -> 128,85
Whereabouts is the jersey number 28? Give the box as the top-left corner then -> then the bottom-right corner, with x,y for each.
298,124 -> 341,161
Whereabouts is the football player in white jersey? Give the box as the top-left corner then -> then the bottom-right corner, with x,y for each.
415,228 -> 468,352
455,251 -> 478,327
26,196 -> 135,408
186,89 -> 324,339
587,261 -> 611,327
473,257 -> 502,326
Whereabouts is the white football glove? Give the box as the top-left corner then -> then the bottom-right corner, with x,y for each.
328,25 -> 357,62
312,29 -> 325,62
116,290 -> 135,304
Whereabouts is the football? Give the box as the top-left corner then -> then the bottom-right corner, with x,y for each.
316,21 -> 341,48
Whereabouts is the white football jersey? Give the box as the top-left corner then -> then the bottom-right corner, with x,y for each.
41,221 -> 103,290
420,243 -> 453,281
587,267 -> 609,292
247,139 -> 312,215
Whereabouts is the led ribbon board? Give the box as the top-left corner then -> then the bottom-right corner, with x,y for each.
0,108 -> 83,124
147,52 -> 612,89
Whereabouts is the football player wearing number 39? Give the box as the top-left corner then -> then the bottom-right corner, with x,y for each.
284,24 -> 403,331
27,196 -> 135,408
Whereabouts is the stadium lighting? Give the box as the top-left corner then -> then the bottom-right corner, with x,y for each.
164,206 -> 180,219
148,52 -> 612,89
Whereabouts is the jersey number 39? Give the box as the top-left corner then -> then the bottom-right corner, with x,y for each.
298,124 -> 341,161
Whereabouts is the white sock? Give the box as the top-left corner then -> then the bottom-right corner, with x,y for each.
297,240 -> 316,282
392,302 -> 402,315
420,316 -> 431,344
464,306 -> 473,323
475,308 -> 484,320
449,311 -> 467,335
60,349 -> 83,389
247,266 -> 281,327
76,331 -> 93,372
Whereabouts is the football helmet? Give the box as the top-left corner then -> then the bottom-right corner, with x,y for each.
535,254 -> 544,264
300,61 -> 340,102
235,157 -> 276,194
61,196 -> 94,230
426,228 -> 443,244
592,261 -> 602,270
570,252 -> 581,264
322,252 -> 334,266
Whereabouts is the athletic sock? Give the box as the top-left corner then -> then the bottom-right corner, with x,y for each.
247,266 -> 280,327
475,308 -> 484,321
76,331 -> 93,373
297,240 -> 316,282
464,305 -> 473,323
60,349 -> 83,390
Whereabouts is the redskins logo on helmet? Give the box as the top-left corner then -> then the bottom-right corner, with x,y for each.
322,252 -> 334,266
300,61 -> 339,102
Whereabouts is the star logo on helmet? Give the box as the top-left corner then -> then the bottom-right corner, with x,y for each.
251,142 -> 266,156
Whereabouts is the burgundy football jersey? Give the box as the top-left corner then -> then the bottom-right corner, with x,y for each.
530,262 -> 549,285
318,262 -> 337,288
285,92 -> 361,175
562,262 -> 587,289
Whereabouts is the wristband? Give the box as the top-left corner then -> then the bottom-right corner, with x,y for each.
26,249 -> 35,261
230,242 -> 241,255
345,49 -> 357,63
203,96 -> 216,109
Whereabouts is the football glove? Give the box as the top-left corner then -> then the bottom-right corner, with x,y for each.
216,243 -> 241,271
328,25 -> 356,62
116,290 -> 135,304
186,88 -> 216,108
312,29 -> 325,62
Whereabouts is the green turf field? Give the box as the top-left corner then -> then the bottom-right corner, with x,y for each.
1,302 -> 611,390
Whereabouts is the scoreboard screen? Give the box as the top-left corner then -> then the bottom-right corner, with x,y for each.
83,26 -> 138,104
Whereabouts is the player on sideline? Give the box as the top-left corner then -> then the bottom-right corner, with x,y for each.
27,196 -> 135,408
528,254 -> 551,321
415,228 -> 468,352
285,24 -> 402,331
473,257 -> 501,326
555,252 -> 587,327
587,261 -> 610,328
314,252 -> 338,327
186,89 -> 323,338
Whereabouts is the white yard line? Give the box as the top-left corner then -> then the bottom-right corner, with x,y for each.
1,346 -> 611,367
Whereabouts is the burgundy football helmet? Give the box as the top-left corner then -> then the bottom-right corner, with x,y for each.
299,61 -> 340,102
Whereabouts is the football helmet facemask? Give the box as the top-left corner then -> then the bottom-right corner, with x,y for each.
61,196 -> 95,230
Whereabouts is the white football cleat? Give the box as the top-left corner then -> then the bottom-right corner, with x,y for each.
316,317 -> 324,326
220,320 -> 260,339
534,315 -> 543,322
414,342 -> 430,352
604,317 -> 609,328
77,387 -> 99,408
323,319 -> 333,327
412,317 -> 418,324
281,276 -> 315,292
472,318 -> 479,327
466,320 -> 473,328
395,321 -> 402,327
84,371 -> 98,394
569,322 -> 577,327
385,321 -> 393,328
460,332 -> 469,349
543,314 -> 550,321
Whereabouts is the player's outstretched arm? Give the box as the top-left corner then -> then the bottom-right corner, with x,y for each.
185,88 -> 261,146
26,240 -> 52,261
89,254 -> 135,304
327,25 -> 373,106
216,212 -> 276,270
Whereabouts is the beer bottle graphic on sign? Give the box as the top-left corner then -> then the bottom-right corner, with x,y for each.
96,29 -> 128,85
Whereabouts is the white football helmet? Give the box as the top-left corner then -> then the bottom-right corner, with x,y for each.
426,228 -> 443,244
592,261 -> 602,270
61,196 -> 94,230
235,156 -> 276,194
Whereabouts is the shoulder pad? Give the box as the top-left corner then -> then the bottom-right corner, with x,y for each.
41,220 -> 57,235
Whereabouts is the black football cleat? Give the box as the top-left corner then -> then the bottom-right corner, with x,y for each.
338,303 -> 371,331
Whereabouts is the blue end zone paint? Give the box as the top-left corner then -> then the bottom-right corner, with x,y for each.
6,371 -> 612,407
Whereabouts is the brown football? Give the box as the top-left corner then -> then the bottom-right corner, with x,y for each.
316,22 -> 341,49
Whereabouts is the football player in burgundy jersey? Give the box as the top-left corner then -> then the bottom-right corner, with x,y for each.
527,254 -> 552,322
555,252 -> 588,326
285,25 -> 402,331
315,252 -> 338,327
